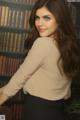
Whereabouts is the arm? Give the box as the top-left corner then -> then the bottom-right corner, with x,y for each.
1,37 -> 50,98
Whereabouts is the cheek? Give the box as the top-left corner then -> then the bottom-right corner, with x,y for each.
48,21 -> 58,31
48,20 -> 57,27
35,21 -> 38,28
35,22 -> 37,28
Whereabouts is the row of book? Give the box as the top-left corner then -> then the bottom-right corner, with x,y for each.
0,104 -> 24,120
10,103 -> 24,120
0,55 -> 24,76
0,32 -> 27,53
0,6 -> 31,29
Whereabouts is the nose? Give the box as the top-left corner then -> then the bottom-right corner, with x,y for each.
37,19 -> 44,26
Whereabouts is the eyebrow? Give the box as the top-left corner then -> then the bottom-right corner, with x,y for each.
35,14 -> 51,17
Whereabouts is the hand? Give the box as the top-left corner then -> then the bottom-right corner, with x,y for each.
0,87 -> 9,105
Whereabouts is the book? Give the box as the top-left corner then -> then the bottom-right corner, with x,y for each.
0,6 -> 6,26
0,6 -> 2,26
4,7 -> 9,26
0,56 -> 3,75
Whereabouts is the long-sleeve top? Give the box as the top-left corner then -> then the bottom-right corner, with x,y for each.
3,37 -> 71,100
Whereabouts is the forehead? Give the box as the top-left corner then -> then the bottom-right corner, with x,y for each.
35,7 -> 53,16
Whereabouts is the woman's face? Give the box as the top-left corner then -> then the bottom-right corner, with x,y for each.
35,7 -> 58,37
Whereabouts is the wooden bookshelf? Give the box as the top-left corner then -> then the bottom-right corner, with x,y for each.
0,0 -> 37,120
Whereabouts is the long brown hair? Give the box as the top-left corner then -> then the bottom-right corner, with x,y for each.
25,0 -> 80,79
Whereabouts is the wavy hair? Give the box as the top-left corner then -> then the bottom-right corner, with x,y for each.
24,0 -> 80,79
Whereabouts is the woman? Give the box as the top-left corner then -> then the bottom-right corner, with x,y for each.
0,0 -> 80,120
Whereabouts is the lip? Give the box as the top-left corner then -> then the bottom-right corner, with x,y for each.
38,28 -> 46,32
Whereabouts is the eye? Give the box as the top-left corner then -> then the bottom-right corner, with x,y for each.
35,15 -> 40,20
44,16 -> 51,21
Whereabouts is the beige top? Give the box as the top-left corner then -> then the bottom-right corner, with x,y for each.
3,37 -> 71,100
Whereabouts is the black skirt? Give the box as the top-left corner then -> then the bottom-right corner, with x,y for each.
23,93 -> 68,120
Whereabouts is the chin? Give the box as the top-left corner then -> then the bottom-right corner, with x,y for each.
39,34 -> 48,37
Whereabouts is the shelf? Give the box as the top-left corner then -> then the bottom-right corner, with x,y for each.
0,51 -> 26,58
0,75 -> 11,81
0,26 -> 29,33
0,0 -> 33,11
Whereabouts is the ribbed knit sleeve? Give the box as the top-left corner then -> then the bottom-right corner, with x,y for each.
3,37 -> 51,97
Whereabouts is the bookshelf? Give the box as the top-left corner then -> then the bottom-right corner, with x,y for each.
0,0 -> 37,120
0,0 -> 37,76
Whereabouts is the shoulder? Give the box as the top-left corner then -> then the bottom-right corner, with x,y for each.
33,37 -> 53,47
29,37 -> 53,54
32,37 -> 60,55
35,37 -> 53,42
